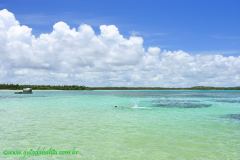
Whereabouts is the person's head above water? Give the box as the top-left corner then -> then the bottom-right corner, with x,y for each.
114,106 -> 118,108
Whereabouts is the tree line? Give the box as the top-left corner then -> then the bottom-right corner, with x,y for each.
0,84 -> 240,90
0,84 -> 89,90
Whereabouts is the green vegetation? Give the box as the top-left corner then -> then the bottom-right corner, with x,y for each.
0,84 -> 240,90
91,86 -> 240,90
188,86 -> 240,90
0,84 -> 89,90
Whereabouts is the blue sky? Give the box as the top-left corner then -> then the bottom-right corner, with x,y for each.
1,0 -> 240,55
1,0 -> 240,86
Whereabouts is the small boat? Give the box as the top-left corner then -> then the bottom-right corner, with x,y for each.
15,88 -> 33,94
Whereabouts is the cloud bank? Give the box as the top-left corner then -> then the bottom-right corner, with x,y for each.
0,9 -> 240,87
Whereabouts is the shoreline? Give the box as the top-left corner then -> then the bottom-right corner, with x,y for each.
1,89 -> 240,91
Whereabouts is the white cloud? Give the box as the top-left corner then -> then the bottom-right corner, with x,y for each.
0,9 -> 240,87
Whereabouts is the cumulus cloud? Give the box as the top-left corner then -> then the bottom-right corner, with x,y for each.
0,9 -> 240,87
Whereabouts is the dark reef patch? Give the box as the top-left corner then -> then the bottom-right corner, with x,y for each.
151,100 -> 211,108
215,99 -> 240,104
224,114 -> 240,121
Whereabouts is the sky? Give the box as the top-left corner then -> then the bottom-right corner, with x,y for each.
0,0 -> 240,87
1,0 -> 240,53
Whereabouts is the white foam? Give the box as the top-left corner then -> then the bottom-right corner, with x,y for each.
131,104 -> 150,109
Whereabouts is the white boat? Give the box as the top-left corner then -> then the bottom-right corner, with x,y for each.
15,88 -> 33,94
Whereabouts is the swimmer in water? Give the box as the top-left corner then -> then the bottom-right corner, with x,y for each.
114,105 -> 118,108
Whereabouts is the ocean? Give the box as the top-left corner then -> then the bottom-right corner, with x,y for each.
0,90 -> 239,160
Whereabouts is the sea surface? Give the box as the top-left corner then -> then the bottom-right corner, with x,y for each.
0,90 -> 240,160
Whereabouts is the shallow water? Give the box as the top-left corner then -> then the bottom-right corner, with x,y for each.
0,90 -> 240,160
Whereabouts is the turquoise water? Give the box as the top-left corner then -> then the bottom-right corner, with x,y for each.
0,90 -> 240,160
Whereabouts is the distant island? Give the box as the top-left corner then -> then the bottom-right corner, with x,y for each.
0,84 -> 240,90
